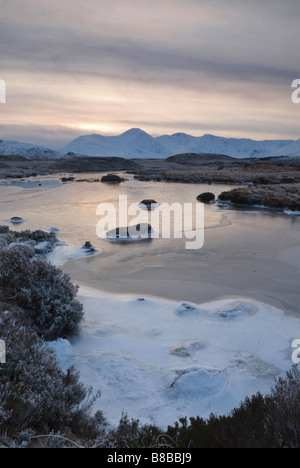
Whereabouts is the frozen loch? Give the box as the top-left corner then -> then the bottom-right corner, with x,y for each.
50,288 -> 300,428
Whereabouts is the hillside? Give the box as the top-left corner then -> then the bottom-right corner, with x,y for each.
0,140 -> 62,159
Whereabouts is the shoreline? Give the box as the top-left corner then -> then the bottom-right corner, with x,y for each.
1,154 -> 300,212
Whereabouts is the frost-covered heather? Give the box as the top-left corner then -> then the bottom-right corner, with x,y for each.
219,183 -> 300,211
0,227 -> 83,339
0,228 -> 102,447
0,225 -> 57,253
0,308 -> 93,438
134,159 -> 300,186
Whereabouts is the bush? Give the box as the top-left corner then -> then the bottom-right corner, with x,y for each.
0,245 -> 83,340
161,367 -> 300,448
264,367 -> 300,448
0,229 -> 102,446
96,367 -> 300,449
0,308 -> 96,439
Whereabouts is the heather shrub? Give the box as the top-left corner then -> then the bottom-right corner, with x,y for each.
264,367 -> 300,448
0,245 -> 83,340
0,308 -> 98,439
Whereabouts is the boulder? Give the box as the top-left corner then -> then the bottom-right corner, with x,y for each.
82,241 -> 96,252
136,223 -> 152,235
106,223 -> 153,241
139,199 -> 159,210
9,217 -> 25,224
101,174 -> 123,183
61,177 -> 75,183
196,192 -> 215,203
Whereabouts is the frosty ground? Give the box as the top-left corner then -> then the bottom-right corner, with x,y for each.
49,285 -> 300,428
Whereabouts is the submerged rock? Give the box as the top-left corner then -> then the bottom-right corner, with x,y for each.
9,217 -> 25,224
170,341 -> 205,358
47,227 -> 61,233
197,192 -> 215,203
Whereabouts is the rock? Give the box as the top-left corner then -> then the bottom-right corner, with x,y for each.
196,192 -> 216,203
106,223 -> 153,241
61,176 -> 75,183
82,241 -> 96,252
170,341 -> 206,358
101,174 -> 123,183
47,227 -> 61,233
136,223 -> 153,235
175,302 -> 200,317
170,347 -> 192,358
9,217 -> 25,224
216,202 -> 230,208
139,199 -> 159,210
75,178 -> 100,183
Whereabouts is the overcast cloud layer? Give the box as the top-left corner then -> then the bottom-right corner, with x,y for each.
0,0 -> 300,147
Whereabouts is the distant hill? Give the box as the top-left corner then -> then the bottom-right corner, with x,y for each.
166,153 -> 236,164
0,140 -> 62,159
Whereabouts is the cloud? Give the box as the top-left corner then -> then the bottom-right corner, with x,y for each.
1,0 -> 300,143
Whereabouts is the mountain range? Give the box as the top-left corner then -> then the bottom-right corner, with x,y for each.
0,139 -> 61,159
1,128 -> 300,160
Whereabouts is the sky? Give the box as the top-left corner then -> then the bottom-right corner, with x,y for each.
0,0 -> 300,148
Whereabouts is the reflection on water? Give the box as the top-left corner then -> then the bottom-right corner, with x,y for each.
0,173 -> 299,313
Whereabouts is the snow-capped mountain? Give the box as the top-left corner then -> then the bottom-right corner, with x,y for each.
0,140 -> 62,159
63,128 -> 168,158
62,128 -> 300,159
156,132 -> 197,156
182,134 -> 298,159
2,130 -> 300,160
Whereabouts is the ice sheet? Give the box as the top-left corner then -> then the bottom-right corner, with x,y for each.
49,287 -> 300,428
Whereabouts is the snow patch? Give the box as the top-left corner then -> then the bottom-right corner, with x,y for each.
47,339 -> 74,369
